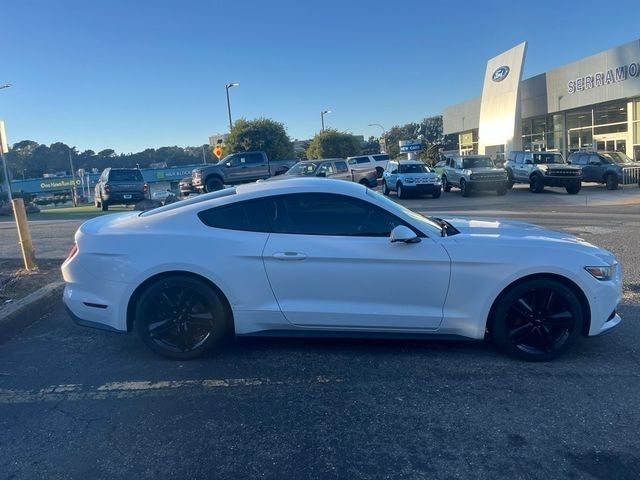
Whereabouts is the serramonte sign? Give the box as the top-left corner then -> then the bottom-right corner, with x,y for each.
567,61 -> 640,94
40,178 -> 81,190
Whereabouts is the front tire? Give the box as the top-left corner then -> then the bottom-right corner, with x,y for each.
135,275 -> 230,360
566,182 -> 581,195
382,181 -> 390,196
432,187 -> 441,199
442,176 -> 451,192
100,197 -> 108,211
506,170 -> 515,189
491,278 -> 584,361
529,174 -> 544,193
396,183 -> 405,199
460,178 -> 471,197
605,173 -> 619,191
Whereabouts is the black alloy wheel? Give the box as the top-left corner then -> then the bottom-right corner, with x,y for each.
492,278 -> 583,361
375,167 -> 384,178
529,175 -> 544,193
135,275 -> 229,360
432,186 -> 441,199
442,176 -> 452,192
605,173 -> 619,191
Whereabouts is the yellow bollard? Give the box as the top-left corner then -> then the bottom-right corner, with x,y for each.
11,198 -> 37,271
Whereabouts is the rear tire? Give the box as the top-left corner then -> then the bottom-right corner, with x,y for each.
205,177 -> 224,193
442,176 -> 451,192
101,198 -> 108,211
566,182 -> 581,195
491,278 -> 584,361
135,275 -> 230,360
605,173 -> 618,191
506,170 -> 515,189
397,183 -> 405,199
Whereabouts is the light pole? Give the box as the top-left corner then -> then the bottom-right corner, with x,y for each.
321,110 -> 331,132
225,82 -> 239,132
1,84 -> 13,202
368,123 -> 386,153
0,84 -> 11,90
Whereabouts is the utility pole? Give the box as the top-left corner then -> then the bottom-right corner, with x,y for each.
0,121 -> 12,203
68,149 -> 78,207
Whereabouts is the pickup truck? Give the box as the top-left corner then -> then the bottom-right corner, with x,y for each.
191,151 -> 297,192
276,159 -> 378,187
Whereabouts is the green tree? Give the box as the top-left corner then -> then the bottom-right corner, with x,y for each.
225,118 -> 294,160
306,129 -> 361,159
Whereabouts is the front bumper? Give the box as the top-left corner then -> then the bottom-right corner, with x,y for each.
468,179 -> 508,190
543,177 -> 582,187
403,183 -> 441,193
592,311 -> 622,336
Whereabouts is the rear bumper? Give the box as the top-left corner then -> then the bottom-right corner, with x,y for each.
103,192 -> 146,204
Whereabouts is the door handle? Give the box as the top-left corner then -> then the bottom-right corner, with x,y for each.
272,252 -> 307,261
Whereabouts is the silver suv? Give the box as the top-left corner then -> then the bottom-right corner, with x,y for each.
441,155 -> 509,197
381,160 -> 441,199
505,151 -> 582,194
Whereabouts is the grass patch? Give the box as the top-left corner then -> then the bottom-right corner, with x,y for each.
27,204 -> 136,221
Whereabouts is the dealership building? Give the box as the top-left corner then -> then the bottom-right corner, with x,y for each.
442,39 -> 640,161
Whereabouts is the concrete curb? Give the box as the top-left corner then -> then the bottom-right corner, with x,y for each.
0,281 -> 65,345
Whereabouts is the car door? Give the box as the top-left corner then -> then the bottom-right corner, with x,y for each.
384,162 -> 398,187
582,154 -> 603,181
262,193 -> 450,330
332,161 -> 352,181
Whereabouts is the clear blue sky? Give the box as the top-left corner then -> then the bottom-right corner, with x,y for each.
2,0 -> 639,153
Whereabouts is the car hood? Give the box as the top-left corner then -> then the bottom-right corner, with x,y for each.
444,217 -> 600,248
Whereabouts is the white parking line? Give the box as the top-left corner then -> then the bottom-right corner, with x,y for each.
0,376 -> 342,404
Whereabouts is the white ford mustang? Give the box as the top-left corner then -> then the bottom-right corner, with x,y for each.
61,178 -> 622,361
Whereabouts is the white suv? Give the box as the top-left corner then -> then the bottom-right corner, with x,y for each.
347,154 -> 390,177
382,160 -> 442,199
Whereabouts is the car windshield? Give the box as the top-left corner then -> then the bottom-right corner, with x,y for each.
462,157 -> 494,168
533,153 -> 565,164
601,152 -> 632,164
286,162 -> 320,176
398,163 -> 429,173
139,188 -> 236,216
366,189 -> 442,235
109,170 -> 143,181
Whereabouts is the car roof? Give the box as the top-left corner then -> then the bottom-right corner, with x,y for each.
389,160 -> 424,165
298,158 -> 345,163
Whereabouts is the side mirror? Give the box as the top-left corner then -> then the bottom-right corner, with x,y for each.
225,162 -> 232,168
390,169 -> 398,174
316,172 -> 326,177
390,225 -> 421,244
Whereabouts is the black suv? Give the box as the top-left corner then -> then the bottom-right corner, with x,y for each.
567,151 -> 640,190
94,168 -> 147,211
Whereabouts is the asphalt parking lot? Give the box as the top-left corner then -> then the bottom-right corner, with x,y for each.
1,182 -> 640,479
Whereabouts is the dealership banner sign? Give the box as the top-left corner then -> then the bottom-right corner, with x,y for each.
568,61 -> 640,94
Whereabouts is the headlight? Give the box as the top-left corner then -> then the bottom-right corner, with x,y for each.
585,265 -> 614,281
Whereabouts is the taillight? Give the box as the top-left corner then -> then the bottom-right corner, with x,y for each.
104,183 -> 111,193
143,183 -> 149,192
67,244 -> 78,261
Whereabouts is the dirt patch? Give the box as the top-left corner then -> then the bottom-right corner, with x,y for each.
0,259 -> 62,311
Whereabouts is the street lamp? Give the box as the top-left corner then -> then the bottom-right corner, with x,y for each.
368,123 -> 386,153
0,84 -> 12,90
225,82 -> 239,132
321,110 -> 331,132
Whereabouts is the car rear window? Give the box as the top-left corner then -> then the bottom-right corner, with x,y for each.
373,154 -> 389,162
140,188 -> 236,217
109,170 -> 143,181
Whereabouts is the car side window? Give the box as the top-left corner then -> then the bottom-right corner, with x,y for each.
356,157 -> 369,164
198,200 -> 271,232
515,153 -> 523,164
335,161 -> 348,173
247,153 -> 264,164
571,154 -> 585,166
588,154 -> 601,166
319,163 -> 335,174
455,159 -> 463,169
270,193 -> 407,237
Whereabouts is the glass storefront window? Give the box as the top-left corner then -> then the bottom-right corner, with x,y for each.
594,102 -> 627,125
566,110 -> 592,130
